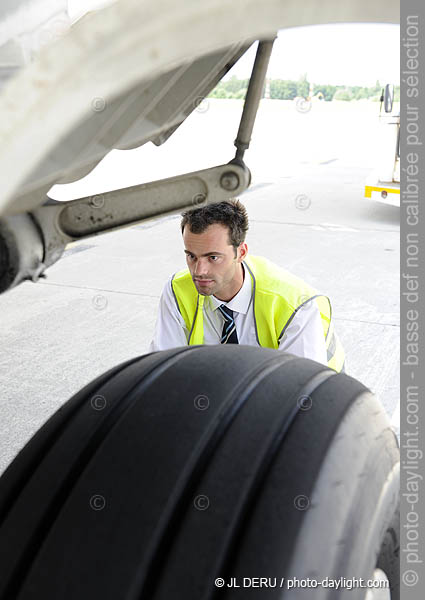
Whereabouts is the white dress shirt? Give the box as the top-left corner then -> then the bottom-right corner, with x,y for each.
149,263 -> 328,365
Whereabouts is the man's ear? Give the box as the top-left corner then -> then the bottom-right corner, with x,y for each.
237,242 -> 248,262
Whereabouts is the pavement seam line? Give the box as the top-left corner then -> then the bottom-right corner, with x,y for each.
249,219 -> 399,233
333,317 -> 399,328
38,281 -> 159,299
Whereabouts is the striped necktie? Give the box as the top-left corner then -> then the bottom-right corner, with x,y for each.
218,304 -> 239,344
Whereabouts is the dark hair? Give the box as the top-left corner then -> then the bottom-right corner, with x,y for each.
180,199 -> 249,251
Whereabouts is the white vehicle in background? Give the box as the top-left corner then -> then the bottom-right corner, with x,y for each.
365,83 -> 400,206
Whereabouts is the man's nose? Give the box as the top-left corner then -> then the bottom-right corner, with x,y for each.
194,258 -> 209,277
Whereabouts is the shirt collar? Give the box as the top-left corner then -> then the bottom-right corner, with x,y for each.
209,263 -> 252,315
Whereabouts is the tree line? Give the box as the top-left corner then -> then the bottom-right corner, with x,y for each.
208,75 -> 401,102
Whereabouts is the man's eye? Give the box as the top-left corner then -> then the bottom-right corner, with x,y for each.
209,256 -> 218,261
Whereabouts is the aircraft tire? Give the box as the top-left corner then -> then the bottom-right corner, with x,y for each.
0,346 -> 399,599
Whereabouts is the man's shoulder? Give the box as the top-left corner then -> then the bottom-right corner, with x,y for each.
245,255 -> 312,291
245,254 -> 292,275
245,255 -> 322,317
169,268 -> 198,309
171,267 -> 191,283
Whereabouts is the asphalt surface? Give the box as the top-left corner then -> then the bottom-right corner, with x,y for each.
0,100 -> 399,476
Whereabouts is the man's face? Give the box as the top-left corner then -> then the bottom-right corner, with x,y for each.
183,223 -> 246,297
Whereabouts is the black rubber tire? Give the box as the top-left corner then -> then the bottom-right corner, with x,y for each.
0,346 -> 399,600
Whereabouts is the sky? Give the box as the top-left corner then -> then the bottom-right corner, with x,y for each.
67,1 -> 399,88
226,24 -> 400,87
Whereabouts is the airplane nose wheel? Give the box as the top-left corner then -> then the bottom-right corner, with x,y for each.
0,346 -> 400,599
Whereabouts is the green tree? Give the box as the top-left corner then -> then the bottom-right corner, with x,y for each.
209,86 -> 227,98
208,77 -> 391,103
296,74 -> 309,98
333,88 -> 354,101
223,76 -> 249,94
225,75 -> 242,93
270,79 -> 285,99
354,87 -> 369,100
208,77 -> 249,99
270,79 -> 297,100
312,84 -> 337,101
350,86 -> 361,99
284,80 -> 298,100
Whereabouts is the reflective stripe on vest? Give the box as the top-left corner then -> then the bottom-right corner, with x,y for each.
171,255 -> 345,372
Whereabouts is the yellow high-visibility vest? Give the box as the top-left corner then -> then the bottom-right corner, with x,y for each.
171,255 -> 345,372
